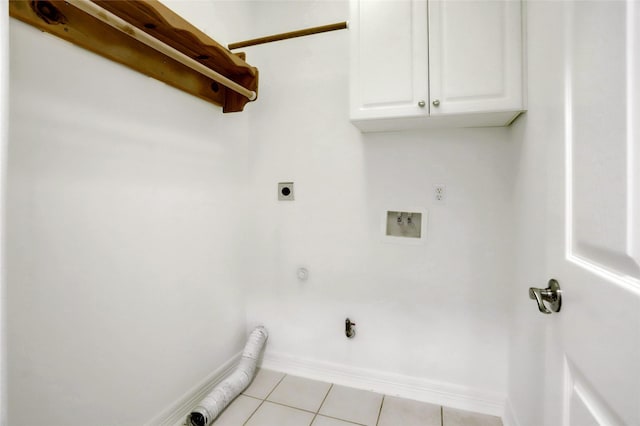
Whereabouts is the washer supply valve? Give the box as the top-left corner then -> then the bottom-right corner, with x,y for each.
345,318 -> 356,338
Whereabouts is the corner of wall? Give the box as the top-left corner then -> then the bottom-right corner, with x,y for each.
502,397 -> 521,426
0,0 -> 9,423
144,352 -> 241,426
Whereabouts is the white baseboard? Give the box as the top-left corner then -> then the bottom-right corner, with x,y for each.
261,351 -> 506,418
145,352 -> 241,426
502,398 -> 521,426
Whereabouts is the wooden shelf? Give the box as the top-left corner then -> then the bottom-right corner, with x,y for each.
9,0 -> 259,113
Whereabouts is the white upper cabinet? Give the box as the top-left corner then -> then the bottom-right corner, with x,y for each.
349,0 -> 429,121
428,0 -> 523,116
350,0 -> 525,132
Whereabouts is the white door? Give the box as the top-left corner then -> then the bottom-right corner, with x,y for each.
427,0 -> 522,116
542,1 -> 640,425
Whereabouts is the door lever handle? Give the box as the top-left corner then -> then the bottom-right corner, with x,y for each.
529,279 -> 562,314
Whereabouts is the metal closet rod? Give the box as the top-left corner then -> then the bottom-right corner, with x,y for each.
228,21 -> 349,50
66,0 -> 257,101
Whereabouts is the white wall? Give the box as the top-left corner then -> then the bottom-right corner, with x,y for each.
6,0 -> 526,422
243,0 -> 515,405
506,2 -> 567,425
6,2 -> 253,423
163,0 -> 252,46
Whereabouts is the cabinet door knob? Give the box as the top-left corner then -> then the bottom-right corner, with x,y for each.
432,99 -> 440,107
418,100 -> 426,108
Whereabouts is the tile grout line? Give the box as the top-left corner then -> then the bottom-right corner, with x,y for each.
242,373 -> 288,426
317,383 -> 334,413
240,399 -> 265,426
310,383 -> 334,426
265,400 -> 321,415
242,394 -> 263,401
315,413 -> 367,426
375,395 -> 385,426
264,373 -> 288,400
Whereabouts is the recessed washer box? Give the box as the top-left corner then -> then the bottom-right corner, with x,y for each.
383,209 -> 427,245
278,182 -> 294,201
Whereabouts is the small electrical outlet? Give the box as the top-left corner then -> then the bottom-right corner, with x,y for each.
434,184 -> 446,203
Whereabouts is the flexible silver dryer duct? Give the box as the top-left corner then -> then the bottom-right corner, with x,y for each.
188,326 -> 268,426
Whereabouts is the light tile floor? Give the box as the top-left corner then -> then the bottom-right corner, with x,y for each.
208,369 -> 503,426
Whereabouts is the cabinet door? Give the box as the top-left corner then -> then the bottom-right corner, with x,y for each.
350,0 -> 429,121
428,0 -> 523,116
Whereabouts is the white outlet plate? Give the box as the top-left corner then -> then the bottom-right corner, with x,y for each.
434,184 -> 446,203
